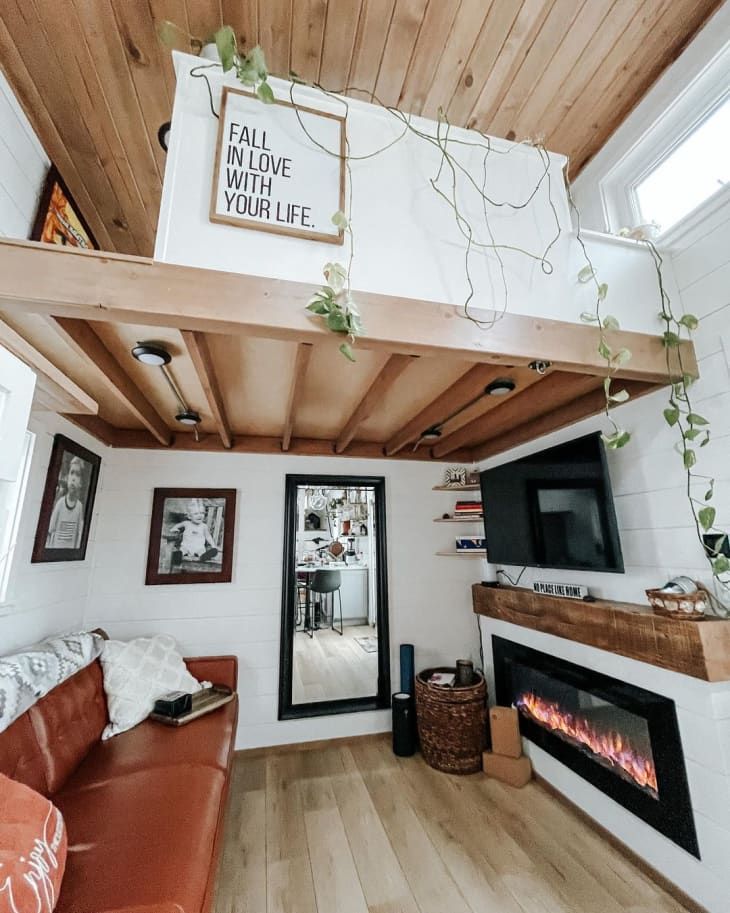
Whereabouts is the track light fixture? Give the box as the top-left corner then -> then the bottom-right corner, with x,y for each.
175,410 -> 202,426
131,343 -> 171,366
420,426 -> 443,442
158,121 -> 171,152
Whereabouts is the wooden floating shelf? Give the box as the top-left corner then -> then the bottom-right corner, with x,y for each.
472,583 -> 730,682
436,550 -> 487,558
434,516 -> 483,522
432,484 -> 480,491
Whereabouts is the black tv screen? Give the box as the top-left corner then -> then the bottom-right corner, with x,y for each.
480,432 -> 624,573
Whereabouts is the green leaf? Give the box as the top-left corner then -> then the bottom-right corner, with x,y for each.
580,312 -> 599,323
609,388 -> 630,403
256,80 -> 275,104
598,340 -> 612,360
323,261 -> 347,294
339,342 -> 356,362
679,313 -> 699,331
612,347 -> 632,366
712,555 -> 730,575
236,63 -> 258,85
705,481 -> 715,501
663,406 -> 680,426
701,431 -> 711,447
326,311 -> 348,332
214,25 -> 237,72
684,428 -> 702,441
577,265 -> 596,283
248,45 -> 268,78
306,300 -> 328,315
602,314 -> 620,330
597,282 -> 608,301
331,210 -> 349,230
682,373 -> 696,387
663,330 -> 680,348
687,412 -> 709,426
699,506 -> 716,531
683,449 -> 696,469
602,430 -> 631,449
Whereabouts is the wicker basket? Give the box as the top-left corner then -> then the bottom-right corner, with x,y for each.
415,667 -> 487,774
646,584 -> 710,620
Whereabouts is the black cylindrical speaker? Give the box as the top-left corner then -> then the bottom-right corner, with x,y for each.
392,692 -> 416,757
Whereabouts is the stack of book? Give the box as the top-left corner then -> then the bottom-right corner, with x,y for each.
454,500 -> 483,518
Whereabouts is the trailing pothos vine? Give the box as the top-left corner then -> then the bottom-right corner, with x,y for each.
161,24 -> 729,605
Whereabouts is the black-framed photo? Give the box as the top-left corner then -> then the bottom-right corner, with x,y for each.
31,434 -> 101,563
145,489 -> 236,586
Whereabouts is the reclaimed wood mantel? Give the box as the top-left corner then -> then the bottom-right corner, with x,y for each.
472,583 -> 730,682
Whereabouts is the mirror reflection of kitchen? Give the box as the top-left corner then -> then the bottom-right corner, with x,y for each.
293,485 -> 378,703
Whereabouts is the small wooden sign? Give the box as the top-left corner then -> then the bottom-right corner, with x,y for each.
533,581 -> 589,599
210,86 -> 346,244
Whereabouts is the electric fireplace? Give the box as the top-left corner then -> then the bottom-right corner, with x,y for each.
492,636 -> 699,857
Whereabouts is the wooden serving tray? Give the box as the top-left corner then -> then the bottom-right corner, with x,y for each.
149,685 -> 234,726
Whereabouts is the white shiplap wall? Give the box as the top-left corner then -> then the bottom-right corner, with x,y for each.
0,414 -> 107,653
0,69 -> 48,239
83,449 -> 481,749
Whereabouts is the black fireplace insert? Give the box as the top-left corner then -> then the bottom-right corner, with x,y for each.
492,636 -> 699,857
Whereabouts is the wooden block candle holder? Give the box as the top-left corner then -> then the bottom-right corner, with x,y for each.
482,751 -> 532,788
489,706 -> 522,759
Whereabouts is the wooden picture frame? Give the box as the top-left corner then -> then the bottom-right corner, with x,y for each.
210,86 -> 346,244
145,488 -> 236,585
31,165 -> 98,249
31,434 -> 101,563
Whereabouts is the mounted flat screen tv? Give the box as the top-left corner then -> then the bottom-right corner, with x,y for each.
480,432 -> 624,573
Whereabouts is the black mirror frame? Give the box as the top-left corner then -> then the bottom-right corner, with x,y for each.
278,474 -> 391,720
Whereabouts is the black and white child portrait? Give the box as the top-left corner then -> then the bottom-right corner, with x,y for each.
159,496 -> 226,574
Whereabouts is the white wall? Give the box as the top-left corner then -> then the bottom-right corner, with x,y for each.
83,448 -> 480,748
156,53 -> 665,334
0,69 -> 48,239
0,413 -> 107,653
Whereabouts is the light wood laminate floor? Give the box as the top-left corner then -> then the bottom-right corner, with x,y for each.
293,625 -> 378,704
214,735 -> 691,913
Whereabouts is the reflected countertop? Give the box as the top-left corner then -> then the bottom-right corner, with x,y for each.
296,563 -> 368,572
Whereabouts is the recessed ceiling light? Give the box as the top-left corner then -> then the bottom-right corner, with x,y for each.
485,378 -> 516,396
132,343 -> 171,367
175,410 -> 201,426
421,426 -> 442,441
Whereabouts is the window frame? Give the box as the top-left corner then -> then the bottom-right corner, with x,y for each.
597,34 -> 730,245
0,430 -> 35,604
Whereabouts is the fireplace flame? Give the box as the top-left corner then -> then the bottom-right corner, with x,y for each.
516,692 -> 658,796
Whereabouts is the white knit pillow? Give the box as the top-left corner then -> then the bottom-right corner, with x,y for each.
100,634 -> 206,739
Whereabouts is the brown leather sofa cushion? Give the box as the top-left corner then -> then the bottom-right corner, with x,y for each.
28,660 -> 108,795
68,698 -> 238,783
0,713 -> 49,795
54,766 -> 225,913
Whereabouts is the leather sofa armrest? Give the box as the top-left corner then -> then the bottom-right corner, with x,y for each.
184,655 -> 238,690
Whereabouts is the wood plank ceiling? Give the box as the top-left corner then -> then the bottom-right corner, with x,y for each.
0,0 -> 721,257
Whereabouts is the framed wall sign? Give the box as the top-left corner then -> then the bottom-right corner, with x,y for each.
210,86 -> 345,244
32,434 -> 101,563
145,488 -> 237,585
31,165 -> 98,249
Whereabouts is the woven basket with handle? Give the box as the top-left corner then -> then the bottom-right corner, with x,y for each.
415,667 -> 487,774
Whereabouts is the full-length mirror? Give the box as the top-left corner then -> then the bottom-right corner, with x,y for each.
279,475 -> 390,719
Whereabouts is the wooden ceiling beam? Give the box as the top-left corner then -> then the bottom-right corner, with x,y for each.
181,329 -> 233,449
100,428 -> 476,462
62,414 -> 122,448
335,354 -> 416,454
0,240 -> 693,384
0,317 -> 98,415
432,371 -> 601,458
47,316 -> 172,447
472,381 -> 659,462
384,363 -> 506,456
282,342 -> 313,452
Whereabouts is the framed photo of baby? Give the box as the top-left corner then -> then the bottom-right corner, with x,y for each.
145,489 -> 236,585
32,434 -> 101,563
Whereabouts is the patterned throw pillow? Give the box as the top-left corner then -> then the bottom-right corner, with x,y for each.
0,773 -> 67,913
100,635 -> 207,739
0,633 -> 103,735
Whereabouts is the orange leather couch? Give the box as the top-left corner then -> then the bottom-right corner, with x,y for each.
0,654 -> 238,913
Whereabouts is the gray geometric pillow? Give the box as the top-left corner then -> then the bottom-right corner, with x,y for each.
0,631 -> 103,734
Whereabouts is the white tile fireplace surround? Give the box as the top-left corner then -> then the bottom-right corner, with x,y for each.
479,615 -> 730,913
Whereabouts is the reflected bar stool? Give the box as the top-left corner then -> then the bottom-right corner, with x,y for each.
307,569 -> 343,635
